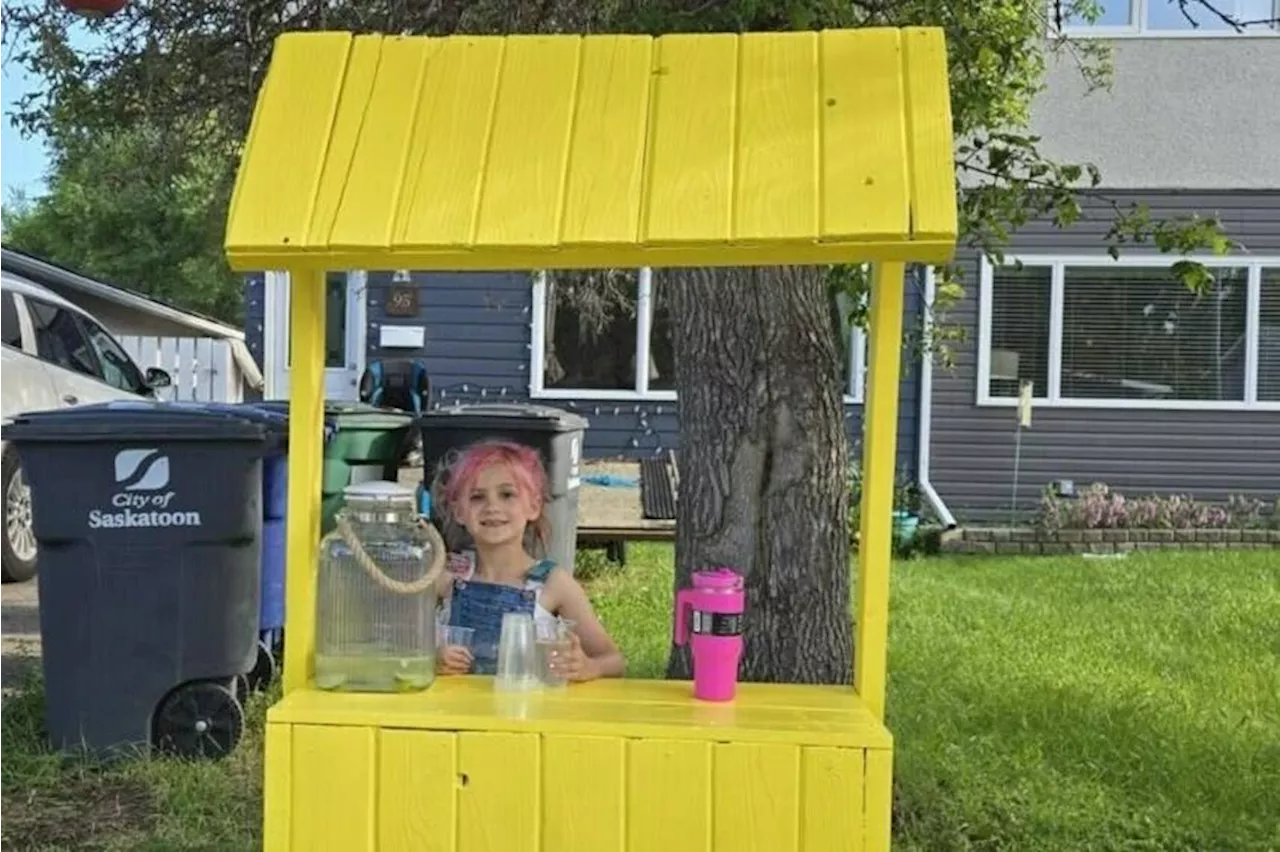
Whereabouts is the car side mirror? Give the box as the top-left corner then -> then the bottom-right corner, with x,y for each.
145,367 -> 172,389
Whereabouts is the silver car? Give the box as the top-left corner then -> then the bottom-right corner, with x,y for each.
1,272 -> 171,582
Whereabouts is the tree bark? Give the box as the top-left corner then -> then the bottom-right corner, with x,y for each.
665,266 -> 852,685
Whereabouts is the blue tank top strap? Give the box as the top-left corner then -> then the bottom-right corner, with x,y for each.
525,559 -> 556,584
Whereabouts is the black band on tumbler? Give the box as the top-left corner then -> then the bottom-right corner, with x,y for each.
691,610 -> 743,637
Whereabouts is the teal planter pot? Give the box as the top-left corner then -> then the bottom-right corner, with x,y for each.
892,510 -> 920,546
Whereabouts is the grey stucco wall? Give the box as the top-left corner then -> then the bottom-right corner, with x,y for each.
243,270 -> 923,475
927,190 -> 1280,524
1029,38 -> 1280,190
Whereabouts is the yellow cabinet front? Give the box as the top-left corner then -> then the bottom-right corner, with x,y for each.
265,723 -> 891,852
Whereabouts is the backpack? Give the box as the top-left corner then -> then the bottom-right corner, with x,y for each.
359,357 -> 431,414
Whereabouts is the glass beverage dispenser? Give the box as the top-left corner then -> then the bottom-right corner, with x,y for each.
314,481 -> 445,692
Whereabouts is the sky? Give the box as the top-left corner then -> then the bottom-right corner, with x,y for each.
2,25 -> 101,208
2,56 -> 49,204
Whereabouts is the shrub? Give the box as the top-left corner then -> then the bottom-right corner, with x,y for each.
1037,482 -> 1275,531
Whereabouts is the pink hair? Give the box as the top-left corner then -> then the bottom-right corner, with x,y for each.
432,439 -> 551,554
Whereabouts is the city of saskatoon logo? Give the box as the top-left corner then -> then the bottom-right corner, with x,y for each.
87,449 -> 203,529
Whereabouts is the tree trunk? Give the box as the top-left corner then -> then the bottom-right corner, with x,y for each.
664,266 -> 852,685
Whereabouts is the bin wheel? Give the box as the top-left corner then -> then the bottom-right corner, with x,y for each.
154,681 -> 244,761
246,638 -> 277,692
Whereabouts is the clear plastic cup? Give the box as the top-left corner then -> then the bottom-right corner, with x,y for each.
494,612 -> 539,692
536,617 -> 575,688
437,624 -> 475,651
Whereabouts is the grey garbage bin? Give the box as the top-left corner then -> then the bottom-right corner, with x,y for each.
1,401 -> 267,760
418,404 -> 588,575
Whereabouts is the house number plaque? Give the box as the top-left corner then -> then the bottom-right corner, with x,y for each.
385,285 -> 419,317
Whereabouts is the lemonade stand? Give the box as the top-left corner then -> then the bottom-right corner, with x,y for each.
224,28 -> 956,852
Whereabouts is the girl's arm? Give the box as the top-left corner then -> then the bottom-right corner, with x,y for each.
546,570 -> 625,680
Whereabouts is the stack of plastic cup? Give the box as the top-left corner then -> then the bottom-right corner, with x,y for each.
494,612 -> 539,692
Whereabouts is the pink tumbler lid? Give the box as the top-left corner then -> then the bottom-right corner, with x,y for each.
692,567 -> 743,591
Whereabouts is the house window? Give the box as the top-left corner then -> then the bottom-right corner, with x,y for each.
979,257 -> 1280,410
1057,0 -> 1280,34
1061,265 -> 1247,401
530,268 -> 866,402
985,264 -> 1052,398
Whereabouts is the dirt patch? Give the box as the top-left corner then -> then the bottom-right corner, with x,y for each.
1,773 -> 156,851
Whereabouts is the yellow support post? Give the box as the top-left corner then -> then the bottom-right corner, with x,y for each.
854,261 -> 906,723
281,269 -> 327,695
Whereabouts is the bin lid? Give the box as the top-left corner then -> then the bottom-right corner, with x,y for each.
325,401 -> 416,428
167,401 -> 290,437
0,401 -> 269,444
420,403 -> 588,433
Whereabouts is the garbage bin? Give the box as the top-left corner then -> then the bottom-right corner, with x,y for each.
255,401 -> 414,532
0,401 -> 267,760
418,404 -> 588,575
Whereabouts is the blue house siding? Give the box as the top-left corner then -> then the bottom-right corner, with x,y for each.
243,272 -> 266,377
243,270 -> 923,473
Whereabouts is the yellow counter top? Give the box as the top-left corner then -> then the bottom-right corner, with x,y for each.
267,676 -> 892,750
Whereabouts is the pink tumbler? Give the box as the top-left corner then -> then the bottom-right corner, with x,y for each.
674,567 -> 745,702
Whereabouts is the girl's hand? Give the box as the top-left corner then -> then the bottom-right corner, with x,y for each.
437,644 -> 473,675
551,633 -> 597,683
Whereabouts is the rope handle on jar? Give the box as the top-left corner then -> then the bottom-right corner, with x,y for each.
326,514 -> 446,595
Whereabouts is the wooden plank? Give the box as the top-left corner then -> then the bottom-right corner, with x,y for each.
713,743 -> 801,852
458,732 -> 539,852
378,729 -> 457,852
642,34 -> 738,245
801,747 -> 865,852
195,337 -> 214,401
262,723 -> 292,852
902,28 -> 958,243
397,36 -> 506,249
324,37 -> 431,250
734,32 -> 819,242
178,337 -> 198,401
210,340 -> 235,402
818,30 -> 909,241
290,724 -> 375,851
225,32 -> 353,252
559,36 -> 653,246
863,749 -> 894,852
475,35 -> 582,248
542,734 -> 625,852
627,739 -> 712,852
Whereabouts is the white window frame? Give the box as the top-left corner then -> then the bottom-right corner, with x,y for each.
530,268 -> 867,404
976,253 -> 1280,411
1053,0 -> 1280,37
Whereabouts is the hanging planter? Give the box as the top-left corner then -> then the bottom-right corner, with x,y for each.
61,0 -> 128,18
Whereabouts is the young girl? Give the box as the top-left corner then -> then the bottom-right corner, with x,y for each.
431,439 -> 624,681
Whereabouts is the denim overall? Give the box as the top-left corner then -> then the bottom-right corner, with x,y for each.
448,559 -> 556,675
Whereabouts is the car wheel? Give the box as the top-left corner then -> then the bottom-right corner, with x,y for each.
2,445 -> 39,583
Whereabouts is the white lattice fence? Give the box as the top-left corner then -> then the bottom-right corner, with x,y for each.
118,336 -> 244,403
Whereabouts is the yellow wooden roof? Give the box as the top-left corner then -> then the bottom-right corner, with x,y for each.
224,29 -> 957,272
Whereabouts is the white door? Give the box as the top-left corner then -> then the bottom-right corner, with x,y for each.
263,271 -> 366,400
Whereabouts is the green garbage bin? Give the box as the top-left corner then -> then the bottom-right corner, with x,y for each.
320,403 -> 415,532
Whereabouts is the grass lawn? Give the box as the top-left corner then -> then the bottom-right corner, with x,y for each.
3,546 -> 1278,851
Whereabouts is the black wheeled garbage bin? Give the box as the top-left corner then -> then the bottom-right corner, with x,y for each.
0,401 -> 267,761
418,404 -> 588,575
